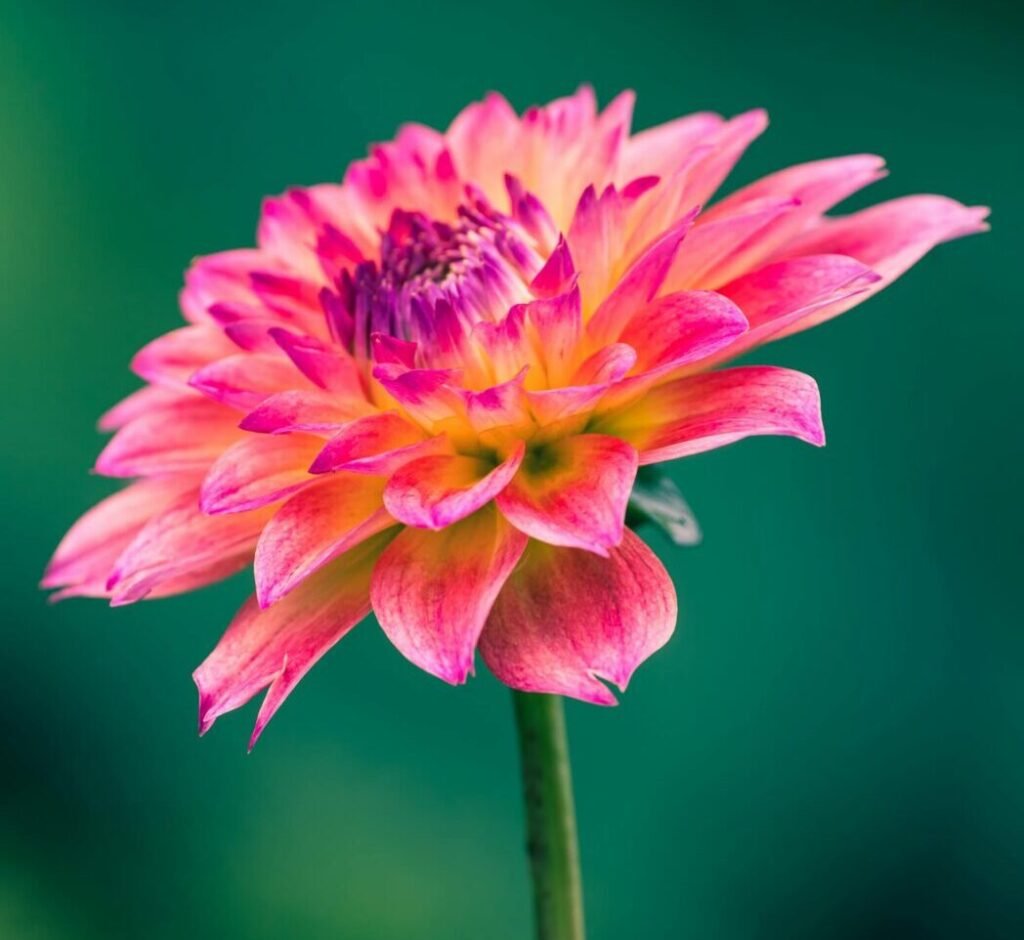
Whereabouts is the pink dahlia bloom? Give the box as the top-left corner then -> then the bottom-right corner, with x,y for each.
44,88 -> 987,745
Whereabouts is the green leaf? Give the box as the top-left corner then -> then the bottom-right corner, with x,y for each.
627,467 -> 702,546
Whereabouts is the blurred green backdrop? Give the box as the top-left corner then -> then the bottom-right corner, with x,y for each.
2,1 -> 1021,937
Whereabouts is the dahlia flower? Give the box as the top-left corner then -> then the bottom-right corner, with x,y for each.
44,88 -> 986,748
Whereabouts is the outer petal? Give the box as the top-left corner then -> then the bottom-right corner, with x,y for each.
619,290 -> 748,372
371,505 -> 528,685
98,385 -> 194,432
663,197 -> 799,292
200,433 -> 323,514
95,397 -> 242,478
132,325 -> 239,386
701,154 -> 888,256
446,92 -> 521,208
585,210 -> 698,344
107,492 -> 272,604
188,353 -> 308,411
596,365 -> 825,464
254,474 -> 393,607
479,529 -> 677,704
384,444 -> 525,530
774,195 -> 990,335
194,533 -> 391,748
619,111 -> 725,184
708,254 -> 881,363
496,434 -> 638,555
677,109 -> 769,209
42,477 -> 196,595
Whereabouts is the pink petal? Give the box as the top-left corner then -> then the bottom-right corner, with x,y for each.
240,389 -> 366,435
371,505 -> 528,684
270,328 -> 365,399
515,287 -> 582,387
98,385 -> 197,432
188,353 -> 309,411
709,254 -> 881,362
95,397 -> 242,478
530,236 -> 576,298
680,109 -> 769,209
42,477 -> 197,594
496,434 -> 638,555
107,492 -> 272,605
180,249 -> 264,324
620,111 -> 725,183
257,186 -> 341,279
571,343 -> 637,385
200,433 -> 323,514
619,290 -> 749,372
459,374 -> 534,437
702,154 -> 888,253
383,444 -> 525,529
194,533 -> 390,747
597,365 -> 825,464
479,529 -> 676,704
254,474 -> 393,607
446,92 -> 521,207
370,333 -> 418,368
132,325 -> 239,386
663,196 -> 799,292
526,384 -> 610,431
774,195 -> 990,336
372,363 -> 464,428
309,412 -> 443,475
586,209 -> 699,345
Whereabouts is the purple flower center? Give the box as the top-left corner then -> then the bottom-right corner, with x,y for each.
328,201 -> 542,364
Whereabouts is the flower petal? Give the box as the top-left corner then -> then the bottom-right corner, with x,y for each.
107,492 -> 272,604
98,385 -> 195,432
95,397 -> 242,478
479,529 -> 676,704
194,533 -> 390,748
42,477 -> 196,595
664,196 -> 799,292
240,389 -> 365,435
702,154 -> 888,253
596,365 -> 825,464
309,412 -> 444,475
254,474 -> 393,607
383,444 -> 525,529
586,209 -> 698,344
496,434 -> 637,555
188,353 -> 309,411
371,505 -> 528,685
619,290 -> 748,372
200,433 -> 323,514
774,195 -> 990,336
132,325 -> 239,386
711,254 -> 881,360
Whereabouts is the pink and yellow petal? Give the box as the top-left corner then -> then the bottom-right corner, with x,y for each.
384,444 -> 525,529
194,532 -> 392,747
200,433 -> 324,514
479,530 -> 676,703
596,365 -> 825,464
497,434 -> 638,555
371,504 -> 528,685
253,474 -> 393,607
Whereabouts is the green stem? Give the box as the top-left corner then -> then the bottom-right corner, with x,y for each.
512,691 -> 586,940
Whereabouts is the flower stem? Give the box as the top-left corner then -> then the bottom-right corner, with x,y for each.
512,691 -> 586,940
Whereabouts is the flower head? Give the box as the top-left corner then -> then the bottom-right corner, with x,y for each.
43,88 -> 987,745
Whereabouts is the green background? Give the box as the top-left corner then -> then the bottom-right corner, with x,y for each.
2,1 -> 1021,937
